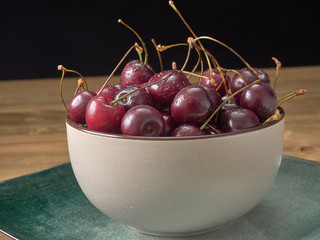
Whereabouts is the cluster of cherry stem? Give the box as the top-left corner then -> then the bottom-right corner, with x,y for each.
58,0 -> 306,128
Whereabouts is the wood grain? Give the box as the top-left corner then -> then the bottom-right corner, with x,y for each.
0,66 -> 319,183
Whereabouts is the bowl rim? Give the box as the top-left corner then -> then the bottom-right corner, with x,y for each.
66,107 -> 285,141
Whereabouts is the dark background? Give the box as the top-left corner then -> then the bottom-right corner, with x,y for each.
0,0 -> 318,80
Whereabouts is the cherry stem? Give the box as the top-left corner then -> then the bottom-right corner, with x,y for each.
58,66 -> 68,112
157,42 -> 202,77
158,41 -> 203,78
181,71 -> 204,78
191,42 -> 229,98
192,46 -> 203,78
135,42 -> 143,62
262,114 -> 283,125
97,44 -> 136,95
200,79 -> 261,130
151,38 -> 163,72
58,65 -> 89,90
118,19 -> 148,65
188,37 -> 218,70
180,43 -> 192,71
194,36 -> 258,77
272,57 -> 281,90
169,1 -> 197,40
183,37 -> 205,76
168,1 -> 213,79
157,43 -> 188,51
277,89 -> 307,107
110,70 -> 174,105
74,78 -> 86,95
57,65 -> 89,112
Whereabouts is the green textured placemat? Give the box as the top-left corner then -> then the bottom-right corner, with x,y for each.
1,156 -> 320,240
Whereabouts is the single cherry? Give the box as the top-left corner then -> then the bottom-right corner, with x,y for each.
114,85 -> 154,111
171,85 -> 213,125
217,106 -> 260,132
86,95 -> 125,133
120,60 -> 155,88
121,105 -> 165,136
69,90 -> 96,124
230,67 -> 271,103
240,83 -> 277,121
147,70 -> 191,107
200,68 -> 230,96
171,124 -> 206,137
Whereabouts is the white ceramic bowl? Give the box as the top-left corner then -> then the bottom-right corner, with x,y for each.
66,108 -> 285,237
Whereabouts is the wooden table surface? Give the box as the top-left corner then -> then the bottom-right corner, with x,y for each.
0,65 -> 319,183
0,65 -> 319,239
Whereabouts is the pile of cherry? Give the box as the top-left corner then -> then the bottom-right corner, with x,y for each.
59,1 -> 305,137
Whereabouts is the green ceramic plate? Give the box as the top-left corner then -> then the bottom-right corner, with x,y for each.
1,156 -> 320,240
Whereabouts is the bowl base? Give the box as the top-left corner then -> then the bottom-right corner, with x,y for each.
127,224 -> 226,237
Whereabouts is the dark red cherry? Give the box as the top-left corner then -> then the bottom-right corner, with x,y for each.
93,85 -> 119,101
86,95 -> 125,133
147,70 -> 191,107
200,68 -> 230,96
69,90 -> 96,124
162,111 -> 178,136
171,85 -> 213,125
120,60 -> 155,88
171,124 -> 206,137
230,67 -> 270,103
240,83 -> 277,121
114,85 -> 153,111
121,105 -> 165,136
217,106 -> 260,132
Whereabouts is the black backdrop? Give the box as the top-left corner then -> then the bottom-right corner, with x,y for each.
1,0 -> 318,80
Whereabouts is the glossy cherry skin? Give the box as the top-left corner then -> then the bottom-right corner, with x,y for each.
113,83 -> 122,91
240,83 -> 277,121
171,124 -> 206,137
217,106 -> 260,132
162,111 -> 178,136
147,70 -> 191,107
200,68 -> 231,96
86,95 -> 125,133
171,85 -> 213,125
93,85 -> 119,101
230,67 -> 270,103
121,105 -> 165,136
120,60 -> 155,88
69,90 -> 96,124
114,85 -> 154,111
